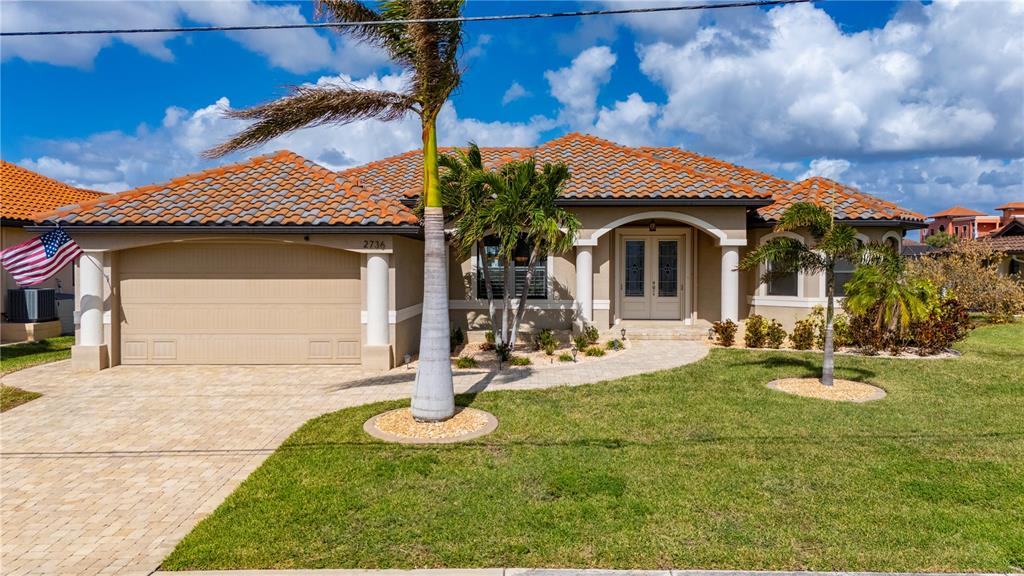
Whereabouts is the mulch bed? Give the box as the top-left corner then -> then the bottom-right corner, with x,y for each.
767,377 -> 886,403
364,407 -> 498,444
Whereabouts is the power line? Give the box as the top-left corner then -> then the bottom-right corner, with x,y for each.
1,0 -> 813,37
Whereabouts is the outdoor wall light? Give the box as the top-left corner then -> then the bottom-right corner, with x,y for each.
648,220 -> 657,232
620,327 -> 627,340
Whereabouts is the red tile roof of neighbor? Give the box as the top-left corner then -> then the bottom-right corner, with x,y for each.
37,150 -> 417,227
997,201 -> 1024,210
928,205 -> 989,218
34,132 -> 922,228
1,160 -> 106,222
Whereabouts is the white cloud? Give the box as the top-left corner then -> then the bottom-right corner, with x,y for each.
799,158 -> 852,181
544,46 -> 617,129
0,1 -> 181,68
16,73 -> 549,192
840,156 -> 1024,217
463,33 -> 492,62
0,0 -> 388,75
593,93 -> 659,146
638,1 -> 1024,159
501,81 -> 530,105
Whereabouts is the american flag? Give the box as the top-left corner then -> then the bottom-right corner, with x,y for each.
0,228 -> 83,287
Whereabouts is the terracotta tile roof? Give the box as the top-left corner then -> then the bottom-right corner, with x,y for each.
928,205 -> 988,218
637,146 -> 793,197
997,201 -> 1024,210
983,235 -> 1024,253
344,132 -> 771,202
1,160 -> 106,222
36,151 -> 417,227
758,176 -> 926,223
347,146 -> 533,199
346,134 -> 920,224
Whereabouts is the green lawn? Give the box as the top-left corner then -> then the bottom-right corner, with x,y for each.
0,335 -> 73,376
163,324 -> 1024,572
0,385 -> 42,412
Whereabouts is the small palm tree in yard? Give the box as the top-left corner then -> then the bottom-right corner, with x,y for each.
206,0 -> 464,422
443,144 -> 580,355
740,202 -> 860,386
843,245 -> 935,343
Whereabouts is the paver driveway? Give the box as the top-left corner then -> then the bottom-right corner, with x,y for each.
0,341 -> 707,576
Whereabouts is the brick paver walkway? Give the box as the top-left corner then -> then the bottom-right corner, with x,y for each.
0,340 -> 707,576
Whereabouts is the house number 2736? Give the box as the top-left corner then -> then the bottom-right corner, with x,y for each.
363,240 -> 387,250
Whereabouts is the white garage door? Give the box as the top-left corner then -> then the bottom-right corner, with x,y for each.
119,241 -> 362,364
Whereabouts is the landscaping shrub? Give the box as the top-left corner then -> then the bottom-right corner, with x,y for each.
744,315 -> 767,348
454,356 -> 477,369
847,306 -> 886,354
583,324 -> 600,344
533,329 -> 558,355
509,355 -> 531,366
711,320 -> 737,347
605,338 -> 623,351
558,352 -> 574,362
450,326 -> 465,353
910,298 -> 972,355
809,305 -> 851,348
481,330 -> 496,351
909,239 -> 1024,322
584,346 -> 605,357
572,333 -> 591,352
765,319 -> 786,349
791,317 -> 817,350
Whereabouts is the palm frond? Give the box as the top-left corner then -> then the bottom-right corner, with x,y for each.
205,85 -> 414,158
315,1 -> 413,66
775,202 -> 833,239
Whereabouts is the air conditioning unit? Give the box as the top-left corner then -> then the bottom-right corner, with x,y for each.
6,288 -> 58,323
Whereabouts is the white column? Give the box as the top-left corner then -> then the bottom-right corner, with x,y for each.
720,246 -> 739,322
575,245 -> 593,323
78,251 -> 105,347
366,253 -> 390,347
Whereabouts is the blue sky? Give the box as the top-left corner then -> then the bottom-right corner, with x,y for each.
2,1 -> 1022,217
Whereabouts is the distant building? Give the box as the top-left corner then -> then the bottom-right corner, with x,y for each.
923,205 -> 1001,241
996,202 -> 1024,228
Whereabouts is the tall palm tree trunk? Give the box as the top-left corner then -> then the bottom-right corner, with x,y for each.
822,269 -> 836,387
411,115 -> 455,421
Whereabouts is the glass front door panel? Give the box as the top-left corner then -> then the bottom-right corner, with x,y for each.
658,240 -> 678,297
624,240 -> 645,297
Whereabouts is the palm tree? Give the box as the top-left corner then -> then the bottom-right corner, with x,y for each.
205,0 -> 464,422
444,151 -> 579,353
843,245 -> 934,341
740,202 -> 860,386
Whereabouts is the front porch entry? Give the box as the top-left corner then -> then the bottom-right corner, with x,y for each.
619,231 -> 689,321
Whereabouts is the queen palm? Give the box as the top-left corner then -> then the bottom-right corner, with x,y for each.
740,202 -> 860,386
206,0 -> 464,421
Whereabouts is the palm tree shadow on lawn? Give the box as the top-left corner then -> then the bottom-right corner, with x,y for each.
735,354 -> 878,382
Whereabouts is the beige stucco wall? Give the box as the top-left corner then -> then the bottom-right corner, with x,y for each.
1,224 -> 76,337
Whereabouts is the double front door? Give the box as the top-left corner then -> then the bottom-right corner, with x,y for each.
621,236 -> 683,320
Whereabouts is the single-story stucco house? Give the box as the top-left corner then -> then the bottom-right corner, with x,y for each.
31,133 -> 925,372
1,161 -> 106,342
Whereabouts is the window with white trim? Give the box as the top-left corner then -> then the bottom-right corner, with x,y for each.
834,238 -> 865,297
767,262 -> 799,296
476,234 -> 547,299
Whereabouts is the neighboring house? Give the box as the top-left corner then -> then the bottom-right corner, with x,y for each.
1,161 -> 106,342
902,238 -> 937,258
996,202 -> 1024,228
985,217 -> 1024,277
32,133 -> 924,372
923,205 -> 1000,241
